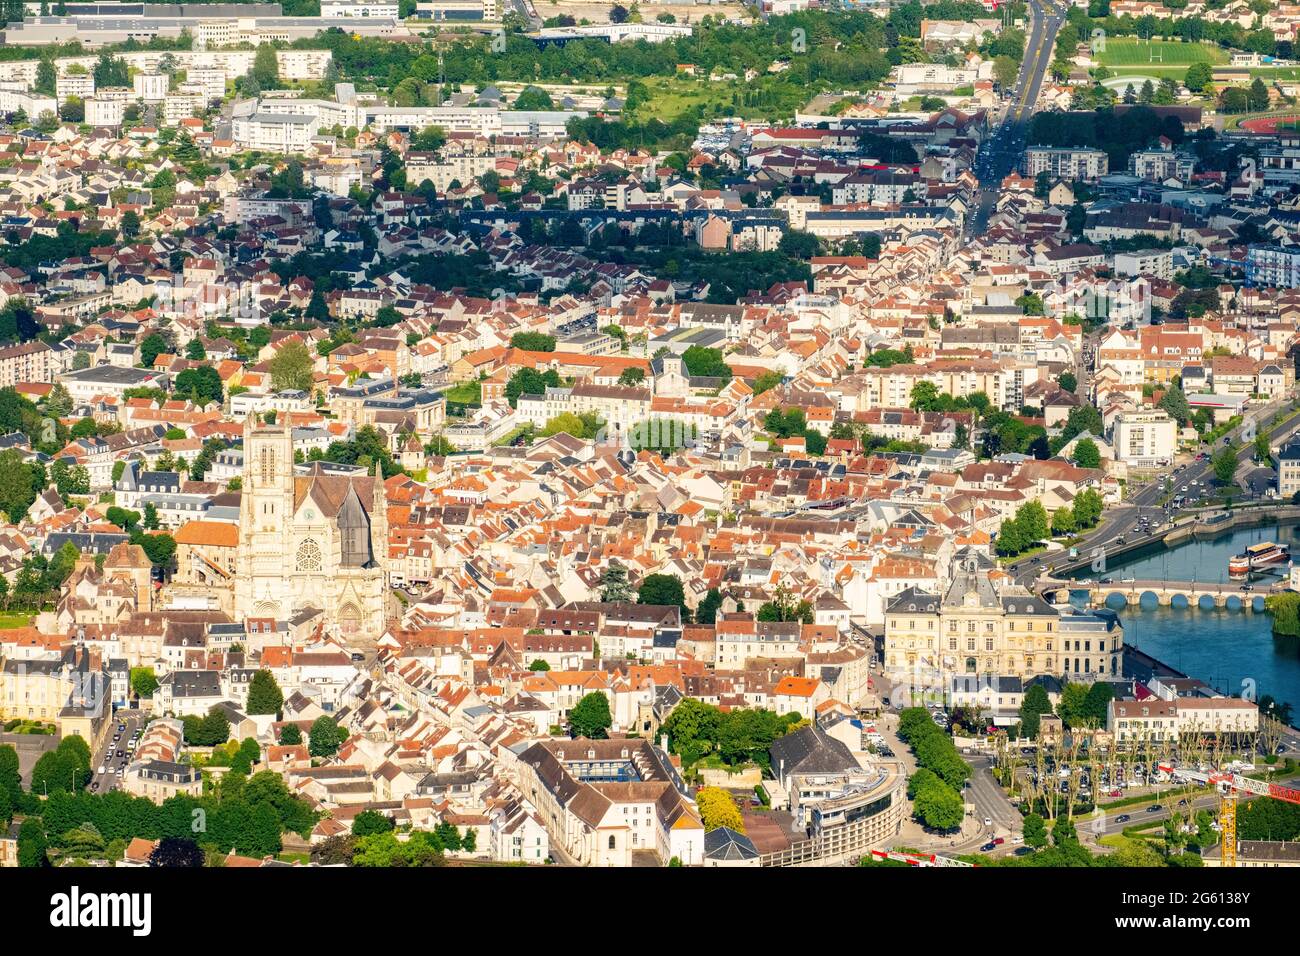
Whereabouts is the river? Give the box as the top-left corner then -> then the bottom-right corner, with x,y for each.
1067,520 -> 1300,706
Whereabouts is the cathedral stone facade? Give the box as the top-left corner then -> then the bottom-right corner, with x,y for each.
233,420 -> 389,639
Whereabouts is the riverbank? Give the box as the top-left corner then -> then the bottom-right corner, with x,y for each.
1051,504 -> 1300,578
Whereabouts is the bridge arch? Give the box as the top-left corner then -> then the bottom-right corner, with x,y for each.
1104,592 -> 1127,610
1225,595 -> 1243,612
1253,596 -> 1267,613
1139,590 -> 1159,610
1197,594 -> 1216,611
1169,593 -> 1189,610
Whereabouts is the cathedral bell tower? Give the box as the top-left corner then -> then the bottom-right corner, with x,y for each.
235,419 -> 297,620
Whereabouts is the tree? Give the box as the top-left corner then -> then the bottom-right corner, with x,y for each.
149,837 -> 204,867
1185,62 -> 1213,93
1073,437 -> 1101,470
752,370 -> 783,395
510,331 -> 556,352
176,366 -> 224,404
618,367 -> 646,386
910,381 -> 940,411
308,716 -> 344,758
130,666 -> 159,700
185,338 -> 206,361
599,561 -> 635,603
352,810 -> 394,836
252,43 -> 280,90
637,573 -> 686,614
1023,812 -> 1048,849
1255,430 -> 1271,464
757,585 -> 813,624
1212,444 -> 1238,486
246,670 -> 284,716
269,340 -> 315,393
1051,814 -> 1078,847
1019,684 -> 1052,738
279,723 -> 303,746
1248,77 -> 1271,112
913,777 -> 965,831
993,54 -> 1019,88
120,210 -> 141,240
1072,488 -> 1103,529
504,367 -> 561,409
1159,383 -> 1191,426
528,659 -> 550,671
35,57 -> 56,96
696,786 -> 744,832
139,333 -> 170,368
1057,371 -> 1077,393
696,588 -> 723,625
568,692 -> 612,739
680,345 -> 732,382
17,818 -> 48,867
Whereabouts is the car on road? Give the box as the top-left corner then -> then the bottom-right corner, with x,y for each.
980,842 -> 997,852
983,817 -> 992,827
1116,814 -> 1130,823
97,765 -> 105,775
1146,804 -> 1163,813
1099,576 -> 1113,584
1109,789 -> 1122,797
1240,584 -> 1254,591
1014,846 -> 1035,856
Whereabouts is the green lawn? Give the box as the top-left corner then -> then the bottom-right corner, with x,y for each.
1098,38 -> 1226,67
0,612 -> 32,629
443,381 -> 482,405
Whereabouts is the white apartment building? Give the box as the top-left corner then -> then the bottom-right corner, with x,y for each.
0,87 -> 56,119
85,96 -> 125,126
56,70 -> 95,105
132,71 -> 170,101
183,68 -> 228,100
1113,248 -> 1174,280
163,93 -> 205,125
406,151 -> 496,191
1022,146 -> 1110,181
232,112 -> 315,152
1247,245 -> 1300,289
1112,409 -> 1176,466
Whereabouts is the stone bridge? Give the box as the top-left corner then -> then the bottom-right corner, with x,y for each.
1039,578 -> 1277,612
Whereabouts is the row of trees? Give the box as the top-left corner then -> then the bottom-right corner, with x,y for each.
897,707 -> 971,831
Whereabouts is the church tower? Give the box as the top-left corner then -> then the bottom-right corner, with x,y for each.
235,419 -> 296,619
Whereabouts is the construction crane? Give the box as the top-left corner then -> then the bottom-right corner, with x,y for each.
868,849 -> 976,868
1160,763 -> 1300,867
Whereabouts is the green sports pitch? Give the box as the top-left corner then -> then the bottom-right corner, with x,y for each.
1096,38 -> 1227,67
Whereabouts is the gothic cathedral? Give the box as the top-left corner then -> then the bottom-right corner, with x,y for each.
233,419 -> 389,639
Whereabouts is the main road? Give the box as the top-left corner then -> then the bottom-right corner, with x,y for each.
969,0 -> 1067,236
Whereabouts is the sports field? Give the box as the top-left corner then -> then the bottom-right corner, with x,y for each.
1097,37 -> 1227,68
